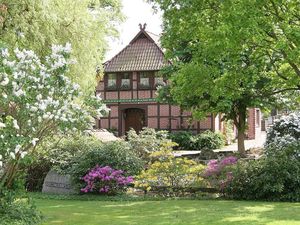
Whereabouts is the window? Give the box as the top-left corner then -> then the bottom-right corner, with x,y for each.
121,73 -> 131,89
107,73 -> 117,89
139,72 -> 151,89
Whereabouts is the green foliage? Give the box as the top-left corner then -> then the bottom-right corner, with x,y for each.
25,134 -> 101,191
0,44 -> 108,190
135,142 -> 206,196
192,131 -> 225,150
226,143 -> 300,201
25,160 -> 51,192
226,113 -> 300,201
0,0 -> 123,92
127,127 -> 170,159
168,131 -> 193,150
0,191 -> 42,225
45,134 -> 101,173
224,120 -> 235,144
169,130 -> 225,151
69,141 -> 144,192
150,0 -> 300,154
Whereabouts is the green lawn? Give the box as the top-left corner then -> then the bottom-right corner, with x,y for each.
35,198 -> 300,225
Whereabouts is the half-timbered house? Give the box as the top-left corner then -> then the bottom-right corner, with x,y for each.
96,24 -> 261,139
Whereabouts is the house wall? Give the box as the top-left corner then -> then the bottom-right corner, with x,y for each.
96,72 -> 214,136
247,108 -> 261,139
96,73 -> 259,139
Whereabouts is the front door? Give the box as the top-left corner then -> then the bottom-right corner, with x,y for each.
124,108 -> 145,134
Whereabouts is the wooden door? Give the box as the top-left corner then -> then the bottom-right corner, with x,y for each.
124,108 -> 145,134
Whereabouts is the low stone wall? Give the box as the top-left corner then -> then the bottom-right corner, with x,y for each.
42,170 -> 76,194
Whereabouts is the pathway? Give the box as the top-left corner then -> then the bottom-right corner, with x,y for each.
174,132 -> 266,157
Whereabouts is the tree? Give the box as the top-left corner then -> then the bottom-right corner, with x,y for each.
0,44 -> 109,189
0,0 -> 123,92
150,0 -> 300,155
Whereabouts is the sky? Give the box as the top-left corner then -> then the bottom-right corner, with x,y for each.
105,0 -> 163,61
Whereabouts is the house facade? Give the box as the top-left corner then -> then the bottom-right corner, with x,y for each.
96,25 -> 261,139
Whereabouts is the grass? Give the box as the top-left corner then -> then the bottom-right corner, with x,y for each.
34,196 -> 300,225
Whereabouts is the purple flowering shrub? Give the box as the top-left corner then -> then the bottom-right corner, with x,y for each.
81,165 -> 134,195
204,156 -> 238,191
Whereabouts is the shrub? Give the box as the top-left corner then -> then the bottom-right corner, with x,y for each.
266,112 -> 300,148
80,165 -> 133,195
168,131 -> 194,150
204,156 -> 238,191
135,142 -> 206,196
25,160 -> 51,192
25,134 -> 101,191
225,114 -> 300,201
0,44 -> 108,191
0,191 -> 42,225
127,127 -> 170,158
192,130 -> 225,150
225,142 -> 300,201
169,130 -> 225,150
69,141 -> 144,192
45,134 -> 101,173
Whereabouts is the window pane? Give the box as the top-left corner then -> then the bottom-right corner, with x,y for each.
107,73 -> 116,89
140,72 -> 150,88
121,73 -> 131,89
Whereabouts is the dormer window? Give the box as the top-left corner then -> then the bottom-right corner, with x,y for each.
107,73 -> 117,90
121,73 -> 131,90
139,72 -> 151,89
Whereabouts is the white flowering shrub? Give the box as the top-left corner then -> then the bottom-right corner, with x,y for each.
127,127 -> 171,159
0,44 -> 108,188
265,112 -> 300,157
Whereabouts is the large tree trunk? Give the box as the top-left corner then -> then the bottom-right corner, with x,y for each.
237,129 -> 246,157
233,104 -> 247,157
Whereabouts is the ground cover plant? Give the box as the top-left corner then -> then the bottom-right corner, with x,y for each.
34,197 -> 300,225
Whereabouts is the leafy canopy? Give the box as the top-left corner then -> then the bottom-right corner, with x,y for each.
0,0 -> 123,92
152,0 -> 300,112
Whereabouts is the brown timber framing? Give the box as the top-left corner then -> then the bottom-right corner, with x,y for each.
101,101 -> 213,135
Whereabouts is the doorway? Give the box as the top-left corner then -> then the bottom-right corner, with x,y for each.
124,108 -> 145,134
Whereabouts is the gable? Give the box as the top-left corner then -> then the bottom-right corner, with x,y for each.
104,27 -> 170,72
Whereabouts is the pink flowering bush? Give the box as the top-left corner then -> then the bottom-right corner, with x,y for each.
204,156 -> 238,191
81,165 -> 134,195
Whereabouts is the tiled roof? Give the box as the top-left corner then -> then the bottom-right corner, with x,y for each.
104,29 -> 170,72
